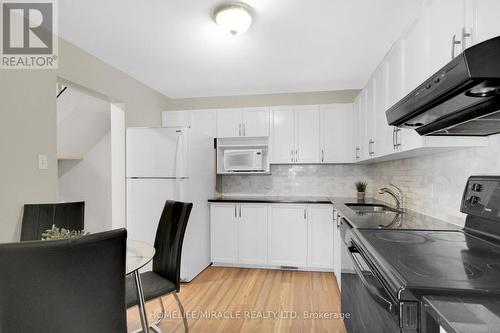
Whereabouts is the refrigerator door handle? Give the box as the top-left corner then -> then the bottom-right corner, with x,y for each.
174,131 -> 184,178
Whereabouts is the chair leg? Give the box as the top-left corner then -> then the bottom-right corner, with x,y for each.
154,297 -> 166,325
173,292 -> 189,333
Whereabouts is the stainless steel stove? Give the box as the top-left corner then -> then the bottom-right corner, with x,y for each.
341,176 -> 500,333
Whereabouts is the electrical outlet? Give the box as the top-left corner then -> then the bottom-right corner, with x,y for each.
38,154 -> 48,170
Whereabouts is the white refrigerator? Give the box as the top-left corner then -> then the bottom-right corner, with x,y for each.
126,126 -> 214,282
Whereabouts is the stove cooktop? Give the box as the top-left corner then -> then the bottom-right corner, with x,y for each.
356,229 -> 500,294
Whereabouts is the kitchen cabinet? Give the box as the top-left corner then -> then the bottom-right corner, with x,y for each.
353,97 -> 362,161
270,106 -> 295,163
320,104 -> 353,163
217,107 -> 269,138
374,62 -> 394,157
294,105 -> 320,163
238,204 -> 268,265
307,205 -> 334,269
270,105 -> 320,164
358,90 -> 368,160
366,78 -> 377,158
210,203 -> 268,265
470,0 -> 500,45
425,0 -> 466,74
210,202 -> 335,272
333,209 -> 342,287
402,17 -> 429,95
210,204 -> 238,264
268,204 -> 308,267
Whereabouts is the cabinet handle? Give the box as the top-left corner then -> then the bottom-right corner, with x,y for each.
242,123 -> 246,137
392,127 -> 397,150
295,149 -> 298,163
396,128 -> 402,148
239,205 -> 242,218
321,149 -> 324,163
355,147 -> 360,159
291,149 -> 294,162
238,124 -> 242,137
451,34 -> 461,59
304,208 -> 307,220
234,205 -> 237,218
369,140 -> 375,156
461,27 -> 471,51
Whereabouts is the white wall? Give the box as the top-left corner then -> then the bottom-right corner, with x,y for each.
58,133 -> 112,233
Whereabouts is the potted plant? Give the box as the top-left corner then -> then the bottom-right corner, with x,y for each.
355,181 -> 367,202
41,224 -> 89,240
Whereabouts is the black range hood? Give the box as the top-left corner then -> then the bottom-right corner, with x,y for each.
386,36 -> 500,136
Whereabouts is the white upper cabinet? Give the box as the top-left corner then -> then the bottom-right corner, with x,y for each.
470,0 -> 500,45
271,106 -> 295,163
358,90 -> 368,160
386,39 -> 405,109
352,97 -> 361,161
402,17 -> 429,95
425,0 -> 466,74
217,107 -> 269,138
189,109 -> 217,137
373,63 -> 394,157
294,105 -> 320,163
366,78 -> 377,158
320,104 -> 354,163
243,107 -> 270,137
217,108 -> 243,138
270,105 -> 320,164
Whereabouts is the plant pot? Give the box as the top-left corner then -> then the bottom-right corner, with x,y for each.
357,192 -> 365,202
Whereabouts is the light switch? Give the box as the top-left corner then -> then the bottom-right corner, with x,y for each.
38,154 -> 48,170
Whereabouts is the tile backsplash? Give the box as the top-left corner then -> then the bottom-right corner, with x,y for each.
218,164 -> 373,198
218,134 -> 500,227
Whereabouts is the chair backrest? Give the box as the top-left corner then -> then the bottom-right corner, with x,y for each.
0,229 -> 127,333
153,200 -> 193,291
20,202 -> 85,241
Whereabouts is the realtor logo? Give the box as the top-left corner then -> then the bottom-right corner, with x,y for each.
1,0 -> 58,69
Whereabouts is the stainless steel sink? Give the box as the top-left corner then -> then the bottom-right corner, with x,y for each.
345,203 -> 402,214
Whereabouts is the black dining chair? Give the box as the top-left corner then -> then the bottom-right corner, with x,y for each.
0,229 -> 127,333
126,200 -> 193,333
20,201 -> 85,241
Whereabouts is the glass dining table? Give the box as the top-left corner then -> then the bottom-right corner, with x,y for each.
126,240 -> 156,333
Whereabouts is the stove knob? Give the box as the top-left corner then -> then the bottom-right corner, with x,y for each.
472,183 -> 483,192
470,196 -> 480,205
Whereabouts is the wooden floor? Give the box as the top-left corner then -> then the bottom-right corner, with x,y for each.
127,267 -> 346,333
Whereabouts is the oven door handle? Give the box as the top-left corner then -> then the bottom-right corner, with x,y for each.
348,246 -> 397,314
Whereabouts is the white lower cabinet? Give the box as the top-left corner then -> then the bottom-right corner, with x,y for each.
268,204 -> 308,267
210,204 -> 238,264
307,205 -> 334,269
238,204 -> 268,265
210,202 -> 336,274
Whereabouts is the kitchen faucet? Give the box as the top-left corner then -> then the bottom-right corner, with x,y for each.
378,184 -> 404,211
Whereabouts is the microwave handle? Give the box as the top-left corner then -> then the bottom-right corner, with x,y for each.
348,245 -> 397,314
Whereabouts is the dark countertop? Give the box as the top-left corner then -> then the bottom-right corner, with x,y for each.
423,295 -> 500,333
208,196 -> 333,204
331,197 -> 460,230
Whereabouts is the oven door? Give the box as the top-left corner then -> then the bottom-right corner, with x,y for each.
341,240 -> 400,333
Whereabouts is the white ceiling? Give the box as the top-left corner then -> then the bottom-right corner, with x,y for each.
59,0 -> 421,98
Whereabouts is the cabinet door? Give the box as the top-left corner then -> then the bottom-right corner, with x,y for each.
358,90 -> 368,160
268,205 -> 308,267
472,0 -> 500,44
190,109 -> 217,138
366,78 -> 377,158
320,104 -> 353,163
238,204 -> 268,265
373,63 -> 394,157
217,108 -> 243,138
425,0 -> 465,74
270,106 -> 295,163
243,107 -> 269,137
386,39 -> 405,110
403,18 -> 429,95
210,204 -> 238,263
294,105 -> 320,163
353,97 -> 362,161
307,205 -> 334,269
333,211 -> 342,286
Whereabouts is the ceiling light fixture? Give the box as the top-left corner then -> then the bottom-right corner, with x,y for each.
214,3 -> 253,36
